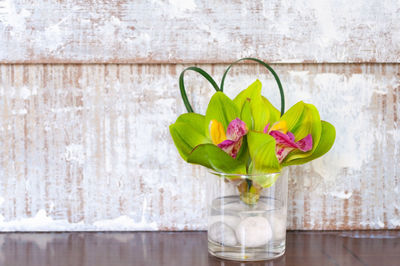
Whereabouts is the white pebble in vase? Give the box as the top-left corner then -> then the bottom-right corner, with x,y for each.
268,214 -> 287,240
209,222 -> 237,246
208,215 -> 241,229
235,216 -> 272,247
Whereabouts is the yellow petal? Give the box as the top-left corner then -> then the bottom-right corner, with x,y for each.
270,120 -> 288,133
209,119 -> 226,145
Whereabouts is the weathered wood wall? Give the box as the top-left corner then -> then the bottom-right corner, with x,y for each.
0,0 -> 399,231
0,0 -> 399,63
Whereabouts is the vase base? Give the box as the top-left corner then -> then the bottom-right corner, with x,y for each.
208,240 -> 285,262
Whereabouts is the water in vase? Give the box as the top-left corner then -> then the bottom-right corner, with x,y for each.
208,195 -> 287,261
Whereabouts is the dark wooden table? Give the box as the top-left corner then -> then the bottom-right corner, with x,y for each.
0,231 -> 399,266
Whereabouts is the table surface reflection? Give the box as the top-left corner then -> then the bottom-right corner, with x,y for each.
0,231 -> 399,266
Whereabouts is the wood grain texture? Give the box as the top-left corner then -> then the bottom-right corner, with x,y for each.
0,63 -> 398,230
1,231 -> 399,266
0,0 -> 399,63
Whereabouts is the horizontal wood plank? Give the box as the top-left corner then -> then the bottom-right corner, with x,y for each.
0,63 -> 399,230
0,0 -> 399,63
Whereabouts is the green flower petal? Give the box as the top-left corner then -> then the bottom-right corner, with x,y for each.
169,113 -> 209,161
205,92 -> 240,137
281,101 -> 322,162
187,144 -> 246,174
240,99 -> 253,130
236,136 -> 250,170
251,95 -> 280,132
262,96 -> 280,124
233,79 -> 280,131
251,173 -> 280,188
233,79 -> 262,111
247,131 -> 281,174
282,120 -> 336,166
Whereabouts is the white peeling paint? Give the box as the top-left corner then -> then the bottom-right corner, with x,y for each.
0,0 -> 31,32
328,191 -> 353,199
0,0 -> 399,62
168,0 -> 196,10
64,144 -> 85,164
0,210 -> 83,231
19,86 -> 31,99
389,218 -> 400,227
309,0 -> 338,45
0,210 -> 158,232
93,216 -> 158,231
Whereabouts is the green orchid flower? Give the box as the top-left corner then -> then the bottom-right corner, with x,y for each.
246,101 -> 336,174
170,92 -> 249,174
229,79 -> 335,174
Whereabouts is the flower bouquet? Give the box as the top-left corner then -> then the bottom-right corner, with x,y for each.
169,58 -> 336,261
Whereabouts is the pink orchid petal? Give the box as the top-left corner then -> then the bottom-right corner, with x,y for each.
275,145 -> 295,163
226,118 -> 248,141
296,134 -> 313,152
269,130 -> 298,148
287,132 -> 295,142
217,139 -> 242,159
263,123 -> 270,134
269,131 -> 313,162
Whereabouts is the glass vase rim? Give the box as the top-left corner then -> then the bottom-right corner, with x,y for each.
208,170 -> 281,178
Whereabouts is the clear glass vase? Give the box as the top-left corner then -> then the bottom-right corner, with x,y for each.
207,169 -> 288,261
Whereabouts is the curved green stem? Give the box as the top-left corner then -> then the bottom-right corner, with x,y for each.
179,66 -> 220,113
220,57 -> 285,116
178,58 -> 285,117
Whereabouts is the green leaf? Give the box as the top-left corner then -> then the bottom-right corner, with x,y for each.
169,113 -> 209,161
187,144 -> 246,174
281,102 -> 322,162
205,92 -> 239,137
282,121 -> 336,166
233,79 -> 262,111
247,131 -> 281,174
